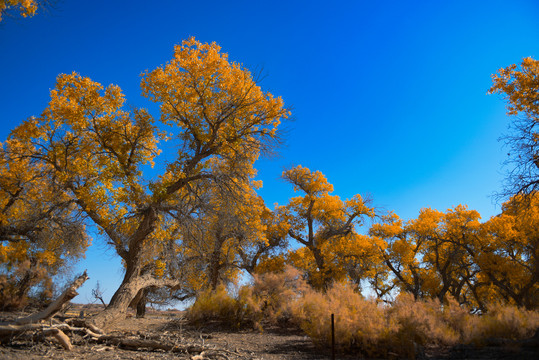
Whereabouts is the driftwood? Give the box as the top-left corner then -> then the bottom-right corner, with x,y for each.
14,270 -> 89,325
0,271 -> 235,357
0,270 -> 90,350
91,335 -> 205,353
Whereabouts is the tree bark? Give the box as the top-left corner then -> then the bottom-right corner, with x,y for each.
89,208 -> 157,328
135,288 -> 148,318
89,274 -> 144,328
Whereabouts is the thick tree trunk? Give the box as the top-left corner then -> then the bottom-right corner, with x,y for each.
135,288 -> 148,318
89,273 -> 181,329
89,208 -> 156,329
209,250 -> 222,291
89,272 -> 144,329
88,207 -> 182,329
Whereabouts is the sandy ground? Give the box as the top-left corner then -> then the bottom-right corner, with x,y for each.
1,309 -> 537,359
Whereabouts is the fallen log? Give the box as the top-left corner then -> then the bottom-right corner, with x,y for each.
93,335 -> 205,353
0,271 -> 91,350
14,270 -> 89,325
0,271 -> 234,356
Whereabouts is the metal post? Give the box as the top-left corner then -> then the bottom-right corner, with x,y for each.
331,313 -> 335,360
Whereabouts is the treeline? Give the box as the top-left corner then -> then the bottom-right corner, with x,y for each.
0,39 -> 537,339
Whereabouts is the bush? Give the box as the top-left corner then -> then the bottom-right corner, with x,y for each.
291,282 -> 393,358
186,284 -> 249,329
249,266 -> 308,325
186,277 -> 539,358
289,286 -> 539,359
0,261 -> 53,311
465,302 -> 539,343
389,293 -> 460,347
187,267 -> 308,330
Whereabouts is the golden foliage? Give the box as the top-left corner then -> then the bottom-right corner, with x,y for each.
489,57 -> 539,195
489,57 -> 539,117
1,38 -> 289,317
280,166 -> 376,289
0,0 -> 37,21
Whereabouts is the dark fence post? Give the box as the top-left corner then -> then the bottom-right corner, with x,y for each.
331,313 -> 335,360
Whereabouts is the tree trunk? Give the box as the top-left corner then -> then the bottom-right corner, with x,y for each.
209,250 -> 222,291
89,269 -> 144,329
89,273 -> 181,329
135,288 -> 148,318
310,246 -> 330,290
89,208 -> 155,329
88,207 -> 181,329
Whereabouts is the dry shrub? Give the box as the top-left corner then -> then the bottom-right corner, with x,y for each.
290,286 -> 539,359
465,302 -> 539,343
187,277 -> 539,357
0,275 -> 28,310
0,261 -> 53,311
248,265 -> 308,325
389,293 -> 461,350
186,285 -> 248,329
187,267 -> 308,330
290,282 -> 392,358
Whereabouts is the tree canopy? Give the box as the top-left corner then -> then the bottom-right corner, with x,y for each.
0,0 -> 38,21
1,38 -> 289,327
489,57 -> 539,197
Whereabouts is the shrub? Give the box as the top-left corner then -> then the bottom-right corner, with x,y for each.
0,260 -> 53,311
290,287 -> 539,359
187,267 -> 308,330
249,265 -> 308,325
290,282 -> 393,358
389,293 -> 460,347
186,278 -> 539,358
465,302 -> 539,343
186,285 -> 247,329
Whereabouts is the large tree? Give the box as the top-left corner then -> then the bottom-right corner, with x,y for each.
2,38 -> 289,328
489,57 -> 539,197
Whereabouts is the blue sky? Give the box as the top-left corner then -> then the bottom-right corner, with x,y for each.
1,0 -> 538,303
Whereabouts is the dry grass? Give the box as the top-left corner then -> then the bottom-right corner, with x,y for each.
186,274 -> 539,359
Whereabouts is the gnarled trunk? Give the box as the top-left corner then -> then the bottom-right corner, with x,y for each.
134,288 -> 149,318
89,264 -> 181,329
89,207 -> 161,328
89,272 -> 144,328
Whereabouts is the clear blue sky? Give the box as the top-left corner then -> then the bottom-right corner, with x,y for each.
1,0 -> 538,303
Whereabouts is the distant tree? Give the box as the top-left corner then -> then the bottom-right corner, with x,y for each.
91,281 -> 106,308
479,193 -> 539,309
2,38 -> 288,328
489,57 -> 539,198
371,206 -> 486,308
279,166 -> 376,290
